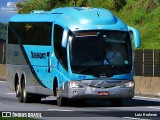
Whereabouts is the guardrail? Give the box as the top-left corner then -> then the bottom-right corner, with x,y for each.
134,49 -> 160,77
134,49 -> 160,96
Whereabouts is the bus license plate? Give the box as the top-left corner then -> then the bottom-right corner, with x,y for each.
97,92 -> 109,96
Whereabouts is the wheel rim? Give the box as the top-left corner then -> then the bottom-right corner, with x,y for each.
23,85 -> 26,100
16,82 -> 23,102
22,80 -> 27,102
16,84 -> 20,97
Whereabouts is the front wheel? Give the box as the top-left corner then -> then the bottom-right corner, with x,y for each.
56,88 -> 68,106
57,96 -> 68,106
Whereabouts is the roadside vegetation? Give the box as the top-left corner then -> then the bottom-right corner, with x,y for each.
16,0 -> 160,49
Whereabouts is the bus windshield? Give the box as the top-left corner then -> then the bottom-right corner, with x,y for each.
70,30 -> 132,77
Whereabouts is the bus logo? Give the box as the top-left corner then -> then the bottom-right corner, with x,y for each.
25,24 -> 32,31
31,51 -> 47,59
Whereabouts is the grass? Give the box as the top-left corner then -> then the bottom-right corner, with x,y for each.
114,0 -> 160,49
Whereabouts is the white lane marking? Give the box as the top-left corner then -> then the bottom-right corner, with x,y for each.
134,96 -> 160,100
48,109 -> 73,111
5,93 -> 16,95
123,117 -> 150,120
146,107 -> 160,110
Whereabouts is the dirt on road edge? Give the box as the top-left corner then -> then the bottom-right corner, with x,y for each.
0,64 -> 6,80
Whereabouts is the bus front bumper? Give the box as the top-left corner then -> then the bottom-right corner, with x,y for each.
62,80 -> 135,99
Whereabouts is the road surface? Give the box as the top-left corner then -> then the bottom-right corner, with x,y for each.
0,80 -> 160,120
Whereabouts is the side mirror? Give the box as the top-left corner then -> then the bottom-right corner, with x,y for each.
62,28 -> 69,48
128,26 -> 141,48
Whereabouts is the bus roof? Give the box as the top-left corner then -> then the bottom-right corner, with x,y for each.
9,7 -> 128,31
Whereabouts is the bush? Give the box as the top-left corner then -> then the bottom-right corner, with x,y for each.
113,0 -> 126,11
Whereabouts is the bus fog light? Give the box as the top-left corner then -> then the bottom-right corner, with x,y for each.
73,91 -> 77,95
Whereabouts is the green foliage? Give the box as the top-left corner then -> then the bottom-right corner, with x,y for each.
16,0 -> 160,49
17,0 -> 51,13
114,0 -> 160,49
87,0 -> 126,11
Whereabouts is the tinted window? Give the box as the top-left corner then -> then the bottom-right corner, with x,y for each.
70,30 -> 132,77
8,23 -> 17,44
54,24 -> 68,70
8,22 -> 52,45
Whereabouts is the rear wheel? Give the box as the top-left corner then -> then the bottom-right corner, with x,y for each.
21,79 -> 30,103
21,79 -> 42,103
15,80 -> 23,102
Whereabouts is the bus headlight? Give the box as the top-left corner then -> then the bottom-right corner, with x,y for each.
69,80 -> 81,88
121,81 -> 134,88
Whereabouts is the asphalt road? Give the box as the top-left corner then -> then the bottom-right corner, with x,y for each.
0,80 -> 160,120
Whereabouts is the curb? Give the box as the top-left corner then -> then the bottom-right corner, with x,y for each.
134,93 -> 160,98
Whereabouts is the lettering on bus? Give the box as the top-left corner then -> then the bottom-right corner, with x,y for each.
31,51 -> 47,59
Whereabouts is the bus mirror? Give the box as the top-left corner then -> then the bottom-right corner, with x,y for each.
62,28 -> 69,48
128,26 -> 141,48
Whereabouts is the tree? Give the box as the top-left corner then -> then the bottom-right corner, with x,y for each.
16,0 -> 61,13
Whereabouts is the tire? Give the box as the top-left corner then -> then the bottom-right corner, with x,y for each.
22,80 -> 42,103
57,96 -> 68,106
15,81 -> 23,102
17,77 -> 42,103
56,88 -> 68,106
21,79 -> 30,103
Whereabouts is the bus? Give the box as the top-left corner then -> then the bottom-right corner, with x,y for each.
6,7 -> 140,106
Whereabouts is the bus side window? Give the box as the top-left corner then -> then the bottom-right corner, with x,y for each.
54,24 -> 68,71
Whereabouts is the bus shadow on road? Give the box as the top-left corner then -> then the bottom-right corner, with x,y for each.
40,98 -> 160,107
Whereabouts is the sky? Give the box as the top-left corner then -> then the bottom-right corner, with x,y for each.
0,0 -> 20,23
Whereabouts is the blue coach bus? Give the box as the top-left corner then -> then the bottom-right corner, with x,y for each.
6,7 -> 140,106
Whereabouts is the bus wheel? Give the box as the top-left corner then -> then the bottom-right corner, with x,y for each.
21,79 -> 30,103
56,88 -> 67,106
15,81 -> 23,102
